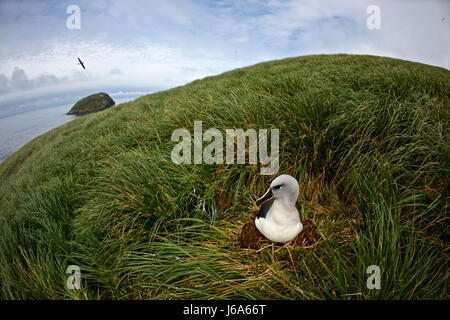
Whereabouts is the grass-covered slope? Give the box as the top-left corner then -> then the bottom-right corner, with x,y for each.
0,54 -> 448,299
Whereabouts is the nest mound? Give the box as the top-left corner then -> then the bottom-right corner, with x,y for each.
238,212 -> 316,250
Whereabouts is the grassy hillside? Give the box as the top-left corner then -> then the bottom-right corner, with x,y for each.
0,54 -> 448,299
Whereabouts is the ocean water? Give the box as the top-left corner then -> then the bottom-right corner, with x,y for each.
0,104 -> 76,163
0,96 -> 141,164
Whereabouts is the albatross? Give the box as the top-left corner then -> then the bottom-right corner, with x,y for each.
77,57 -> 86,70
254,174 -> 303,243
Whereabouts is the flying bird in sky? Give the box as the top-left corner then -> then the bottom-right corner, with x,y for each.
77,57 -> 86,70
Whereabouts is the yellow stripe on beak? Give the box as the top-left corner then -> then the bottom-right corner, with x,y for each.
254,187 -> 274,207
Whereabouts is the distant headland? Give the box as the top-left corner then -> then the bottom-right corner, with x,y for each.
67,92 -> 115,115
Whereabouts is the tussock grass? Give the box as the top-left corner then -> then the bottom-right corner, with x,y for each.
0,54 -> 448,299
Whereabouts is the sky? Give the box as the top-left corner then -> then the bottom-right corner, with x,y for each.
0,0 -> 449,115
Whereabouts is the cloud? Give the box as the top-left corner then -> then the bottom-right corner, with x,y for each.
0,0 -> 448,110
37,73 -> 64,86
10,68 -> 31,91
0,74 -> 8,95
110,90 -> 148,97
109,68 -> 124,75
0,67 -> 81,97
0,39 -> 238,103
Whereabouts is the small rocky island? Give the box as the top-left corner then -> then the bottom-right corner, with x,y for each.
67,92 -> 115,116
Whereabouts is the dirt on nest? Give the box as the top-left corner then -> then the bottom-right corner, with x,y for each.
238,212 -> 316,250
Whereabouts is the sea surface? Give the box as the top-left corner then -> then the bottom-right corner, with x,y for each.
0,104 -> 75,163
0,96 -> 139,164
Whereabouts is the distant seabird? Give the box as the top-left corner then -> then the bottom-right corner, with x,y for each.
77,57 -> 86,70
254,174 -> 303,243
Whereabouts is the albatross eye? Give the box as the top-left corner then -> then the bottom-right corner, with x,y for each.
272,185 -> 282,190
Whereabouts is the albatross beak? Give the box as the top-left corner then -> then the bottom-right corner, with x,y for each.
254,187 -> 274,207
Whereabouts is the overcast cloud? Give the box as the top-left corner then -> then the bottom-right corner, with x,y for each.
0,0 -> 448,110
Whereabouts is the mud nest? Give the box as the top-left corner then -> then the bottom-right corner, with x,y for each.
238,212 -> 316,250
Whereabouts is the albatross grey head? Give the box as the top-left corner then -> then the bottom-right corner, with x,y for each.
255,174 -> 299,208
